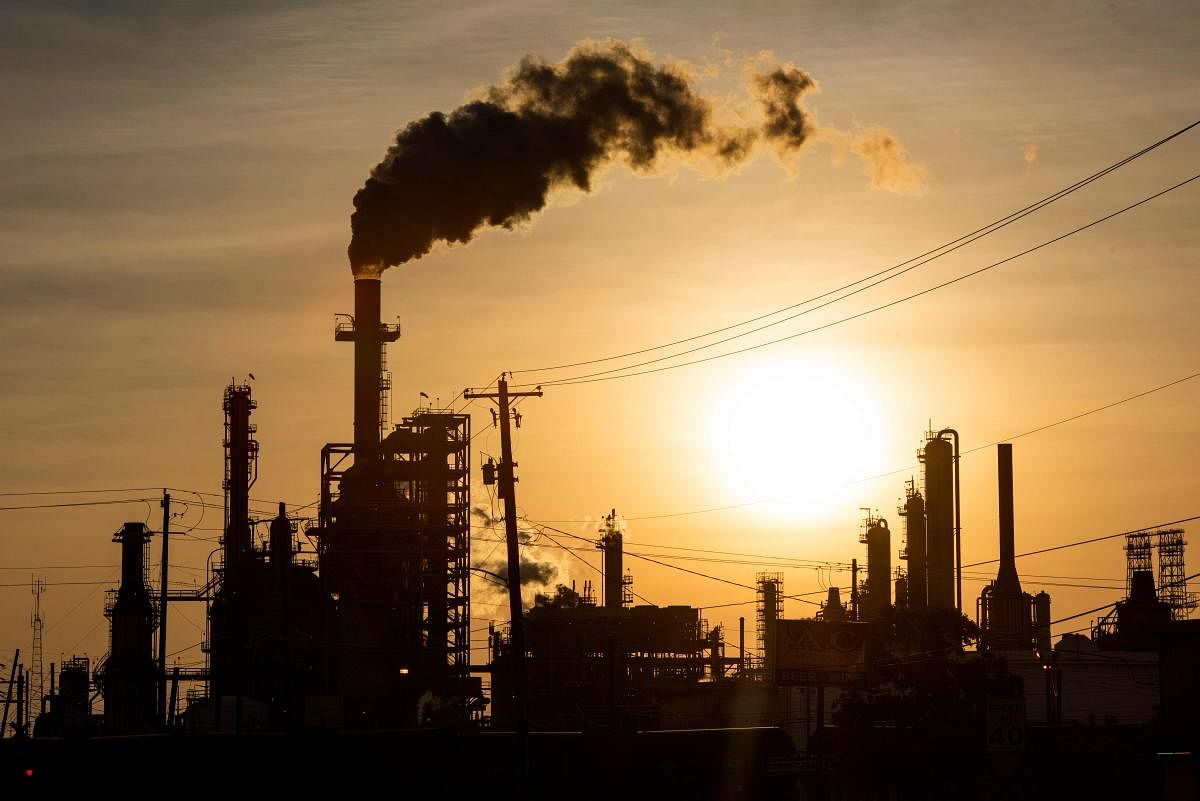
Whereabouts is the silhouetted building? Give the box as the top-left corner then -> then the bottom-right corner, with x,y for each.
898,480 -> 927,609
921,432 -> 957,610
95,523 -> 157,734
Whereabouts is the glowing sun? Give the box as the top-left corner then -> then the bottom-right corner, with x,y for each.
708,356 -> 884,520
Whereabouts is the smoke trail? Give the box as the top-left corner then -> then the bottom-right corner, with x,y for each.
491,556 -> 558,587
350,41 -> 749,272
752,62 -> 819,151
471,504 -> 562,607
350,40 -> 924,273
850,126 -> 928,194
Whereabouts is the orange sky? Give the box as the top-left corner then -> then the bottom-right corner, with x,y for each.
1,2 -> 1198,673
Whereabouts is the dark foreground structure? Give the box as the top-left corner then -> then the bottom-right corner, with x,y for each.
2,727 -> 799,799
5,273 -> 1200,799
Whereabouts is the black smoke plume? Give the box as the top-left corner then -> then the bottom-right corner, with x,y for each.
349,40 -> 755,273
753,64 -> 818,151
350,40 -> 919,273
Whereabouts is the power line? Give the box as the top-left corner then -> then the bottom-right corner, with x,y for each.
530,525 -> 656,606
962,514 -> 1200,569
0,497 -> 158,512
513,120 -> 1199,376
1049,571 -> 1200,626
526,368 -> 1200,522
0,487 -> 164,497
523,173 -> 1199,388
526,517 -> 823,606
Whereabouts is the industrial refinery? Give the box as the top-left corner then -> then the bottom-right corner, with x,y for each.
2,268 -> 1198,799
3,12 -> 1200,800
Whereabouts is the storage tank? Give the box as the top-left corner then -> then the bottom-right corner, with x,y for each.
900,485 -> 927,609
922,435 -> 955,609
863,519 -> 891,619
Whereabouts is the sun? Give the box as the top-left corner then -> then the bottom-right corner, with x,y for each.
707,356 -> 884,521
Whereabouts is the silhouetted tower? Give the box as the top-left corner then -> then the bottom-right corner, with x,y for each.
57,657 -> 90,736
599,509 -> 625,611
1126,530 -> 1154,596
860,513 -> 890,620
1156,529 -> 1194,621
222,383 -> 258,572
335,273 -> 401,464
898,480 -> 927,609
99,522 -> 157,734
894,572 -> 909,612
976,444 -> 1036,651
756,573 -> 783,678
1094,535 -> 1174,650
921,432 -> 957,610
30,578 -> 45,715
209,382 -> 260,707
1033,591 -> 1052,656
822,587 -> 846,622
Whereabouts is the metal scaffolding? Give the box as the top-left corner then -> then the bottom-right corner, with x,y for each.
756,573 -> 783,675
1156,528 -> 1194,621
1125,530 -> 1154,596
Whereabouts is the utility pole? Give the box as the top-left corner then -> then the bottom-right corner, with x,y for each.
464,374 -> 542,791
158,490 -> 170,726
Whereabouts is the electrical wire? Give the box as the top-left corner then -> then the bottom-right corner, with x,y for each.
1049,571 -> 1200,627
512,120 -> 1199,376
520,173 -> 1200,388
0,497 -> 159,512
962,514 -> 1200,569
525,517 -> 823,606
525,368 -> 1200,522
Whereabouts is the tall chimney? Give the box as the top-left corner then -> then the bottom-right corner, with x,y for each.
353,276 -> 382,460
995,443 -> 1022,596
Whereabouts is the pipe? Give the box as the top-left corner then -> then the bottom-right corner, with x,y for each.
938,428 -> 962,612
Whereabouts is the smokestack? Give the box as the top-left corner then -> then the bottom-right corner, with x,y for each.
354,276 -> 382,460
336,276 -> 400,465
995,443 -> 1022,596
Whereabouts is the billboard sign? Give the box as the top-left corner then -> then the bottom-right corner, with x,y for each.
775,620 -> 869,685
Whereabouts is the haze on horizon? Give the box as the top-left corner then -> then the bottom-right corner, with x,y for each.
1,1 -> 1198,672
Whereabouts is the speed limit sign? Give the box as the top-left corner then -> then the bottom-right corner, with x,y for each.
986,699 -> 1027,752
